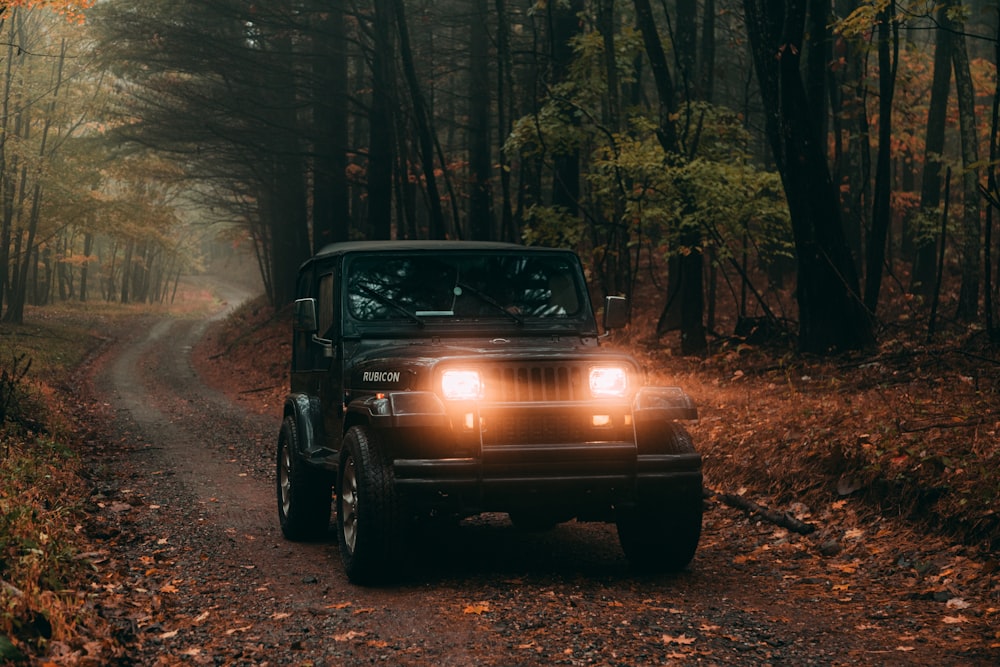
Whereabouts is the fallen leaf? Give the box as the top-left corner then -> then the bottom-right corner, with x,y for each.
942,616 -> 967,624
326,602 -> 353,610
829,562 -> 859,574
464,603 -> 490,615
662,634 -> 696,645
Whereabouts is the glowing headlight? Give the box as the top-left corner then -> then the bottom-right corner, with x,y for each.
589,366 -> 628,397
441,370 -> 483,400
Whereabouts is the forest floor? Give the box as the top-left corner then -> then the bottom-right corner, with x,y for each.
2,267 -> 999,665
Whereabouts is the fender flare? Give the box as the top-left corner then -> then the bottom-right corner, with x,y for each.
283,393 -> 328,458
632,387 -> 700,456
633,386 -> 698,421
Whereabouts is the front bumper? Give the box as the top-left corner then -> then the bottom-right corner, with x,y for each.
350,388 -> 701,513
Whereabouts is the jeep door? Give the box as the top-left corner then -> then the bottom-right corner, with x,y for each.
312,267 -> 345,451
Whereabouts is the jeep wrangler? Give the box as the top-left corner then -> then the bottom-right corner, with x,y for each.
276,241 -> 702,584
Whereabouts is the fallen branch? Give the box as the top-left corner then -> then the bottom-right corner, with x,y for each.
239,385 -> 281,395
704,487 -> 816,535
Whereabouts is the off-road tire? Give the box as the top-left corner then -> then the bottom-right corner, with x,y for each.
337,425 -> 401,585
276,415 -> 332,541
616,423 -> 702,571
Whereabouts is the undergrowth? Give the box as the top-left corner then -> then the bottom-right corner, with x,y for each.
0,280 -> 220,663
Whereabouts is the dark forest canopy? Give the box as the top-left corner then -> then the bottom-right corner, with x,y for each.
0,0 -> 997,355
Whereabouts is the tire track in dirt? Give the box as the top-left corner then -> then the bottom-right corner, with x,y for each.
104,316 -> 270,530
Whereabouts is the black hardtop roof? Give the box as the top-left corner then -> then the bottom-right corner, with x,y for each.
304,240 -> 574,266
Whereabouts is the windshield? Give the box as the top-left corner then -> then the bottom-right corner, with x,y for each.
346,253 -> 584,324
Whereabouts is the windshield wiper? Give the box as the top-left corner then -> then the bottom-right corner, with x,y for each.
356,283 -> 425,327
456,280 -> 524,324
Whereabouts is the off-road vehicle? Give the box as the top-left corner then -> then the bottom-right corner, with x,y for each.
276,241 -> 702,584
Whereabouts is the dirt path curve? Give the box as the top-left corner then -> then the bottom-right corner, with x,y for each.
81,277 -> 995,666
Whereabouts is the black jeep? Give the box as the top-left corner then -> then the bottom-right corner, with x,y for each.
276,241 -> 702,584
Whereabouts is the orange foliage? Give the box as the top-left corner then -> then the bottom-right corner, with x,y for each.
4,1 -> 95,24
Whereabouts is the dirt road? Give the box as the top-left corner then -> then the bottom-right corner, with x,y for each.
81,283 -> 996,666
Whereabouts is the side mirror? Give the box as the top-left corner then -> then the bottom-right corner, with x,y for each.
603,295 -> 629,331
293,298 -> 318,332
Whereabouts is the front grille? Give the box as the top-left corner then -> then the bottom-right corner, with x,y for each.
482,411 -> 590,445
481,363 -> 585,402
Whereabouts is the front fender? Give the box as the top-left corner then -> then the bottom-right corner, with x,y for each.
633,386 -> 698,422
632,387 -> 699,458
283,393 -> 330,458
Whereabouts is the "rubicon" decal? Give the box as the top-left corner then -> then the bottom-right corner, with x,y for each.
362,370 -> 401,383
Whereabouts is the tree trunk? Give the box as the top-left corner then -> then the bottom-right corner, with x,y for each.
468,0 -> 493,241
548,0 -> 583,218
495,0 -> 516,242
805,0 -> 831,141
392,0 -> 449,239
952,4 -> 982,321
634,0 -> 706,354
597,0 -> 631,300
119,239 -> 133,304
743,0 -> 874,352
632,0 -> 678,155
264,25 -> 311,306
699,0 -> 716,103
831,0 -> 868,264
368,0 -> 396,240
5,38 -> 65,324
985,11 -> 999,338
311,0 -> 350,249
676,0 -> 697,95
79,232 -> 92,302
912,2 -> 954,296
863,1 -> 897,313
0,16 -> 15,317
